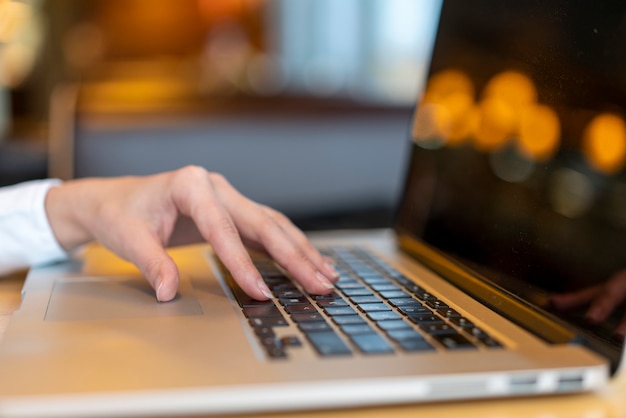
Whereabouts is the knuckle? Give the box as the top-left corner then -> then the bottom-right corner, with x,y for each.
175,165 -> 210,185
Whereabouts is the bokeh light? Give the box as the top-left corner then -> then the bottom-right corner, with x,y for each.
583,113 -> 626,174
517,104 -> 561,161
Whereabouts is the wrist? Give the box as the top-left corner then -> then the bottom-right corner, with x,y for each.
45,179 -> 94,251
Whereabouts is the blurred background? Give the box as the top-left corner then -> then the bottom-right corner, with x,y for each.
0,0 -> 441,229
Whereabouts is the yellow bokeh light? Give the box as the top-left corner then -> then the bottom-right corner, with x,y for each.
483,70 -> 537,112
414,69 -> 476,146
473,97 -> 516,151
517,104 -> 561,161
438,92 -> 477,145
583,113 -> 626,174
422,68 -> 475,104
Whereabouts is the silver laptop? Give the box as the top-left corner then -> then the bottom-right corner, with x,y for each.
1,0 -> 625,416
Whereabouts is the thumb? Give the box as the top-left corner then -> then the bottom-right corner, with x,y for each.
120,234 -> 181,302
152,257 -> 180,302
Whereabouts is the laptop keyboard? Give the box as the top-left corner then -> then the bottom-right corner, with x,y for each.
225,247 -> 502,359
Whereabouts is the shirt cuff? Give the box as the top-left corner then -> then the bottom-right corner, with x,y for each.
0,179 -> 69,275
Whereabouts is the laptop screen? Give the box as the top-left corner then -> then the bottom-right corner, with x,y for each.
396,0 -> 626,365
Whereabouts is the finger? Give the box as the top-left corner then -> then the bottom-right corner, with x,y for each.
113,227 -> 181,302
185,192 -> 272,301
167,168 -> 272,300
586,273 -> 626,323
208,175 -> 338,294
233,204 -> 336,295
549,286 -> 601,310
260,207 -> 339,281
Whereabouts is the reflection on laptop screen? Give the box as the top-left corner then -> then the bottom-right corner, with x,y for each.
397,0 -> 626,359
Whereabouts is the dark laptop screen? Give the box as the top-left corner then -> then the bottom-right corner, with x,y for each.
396,0 -> 626,362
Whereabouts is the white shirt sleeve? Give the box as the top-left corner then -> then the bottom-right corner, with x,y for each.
0,179 -> 69,275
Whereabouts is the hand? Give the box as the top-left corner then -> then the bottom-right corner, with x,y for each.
550,269 -> 626,338
45,166 -> 338,302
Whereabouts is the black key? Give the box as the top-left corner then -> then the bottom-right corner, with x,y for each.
371,283 -> 400,292
420,323 -> 457,336
259,335 -> 279,347
313,291 -> 342,301
358,303 -> 391,312
264,345 -> 287,359
379,290 -> 410,299
407,314 -> 444,325
317,299 -> 349,308
387,298 -> 421,308
393,275 -> 415,288
280,336 -> 303,347
398,305 -> 430,316
469,327 -> 488,338
275,289 -> 305,299
468,327 -> 501,347
298,321 -> 332,333
336,279 -> 364,290
354,269 -> 384,277
278,296 -> 310,306
265,280 -> 296,291
478,336 -> 503,348
350,333 -> 394,354
376,320 -> 412,331
306,331 -> 352,356
253,326 -> 275,338
227,277 -> 274,308
242,305 -> 283,318
386,328 -> 425,341
342,288 -> 374,297
332,315 -> 367,325
249,317 -> 288,328
433,333 -> 476,350
415,291 -> 437,301
324,306 -> 357,316
284,304 -> 317,314
349,266 -> 378,276
349,295 -> 382,304
426,299 -> 449,310
405,283 -> 426,295
449,316 -> 475,329
360,275 -> 391,285
367,311 -> 402,321
397,339 -> 435,352
440,308 -> 462,318
340,324 -> 375,335
255,262 -> 284,278
291,312 -> 324,322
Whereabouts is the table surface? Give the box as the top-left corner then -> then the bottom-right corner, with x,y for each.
1,260 -> 626,418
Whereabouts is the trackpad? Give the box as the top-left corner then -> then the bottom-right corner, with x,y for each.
45,276 -> 203,322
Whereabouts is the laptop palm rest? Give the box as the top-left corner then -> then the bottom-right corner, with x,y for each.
45,276 -> 203,322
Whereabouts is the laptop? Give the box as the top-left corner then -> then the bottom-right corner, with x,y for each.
1,0 -> 625,416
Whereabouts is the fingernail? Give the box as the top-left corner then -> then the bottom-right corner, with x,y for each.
257,280 -> 273,299
325,262 -> 339,279
156,278 -> 165,302
316,271 -> 335,289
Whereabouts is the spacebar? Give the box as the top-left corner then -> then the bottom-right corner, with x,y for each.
305,331 -> 352,356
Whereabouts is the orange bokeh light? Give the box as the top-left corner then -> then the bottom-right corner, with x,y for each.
583,113 -> 626,174
472,97 -> 516,151
517,104 -> 561,161
414,69 -> 476,145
